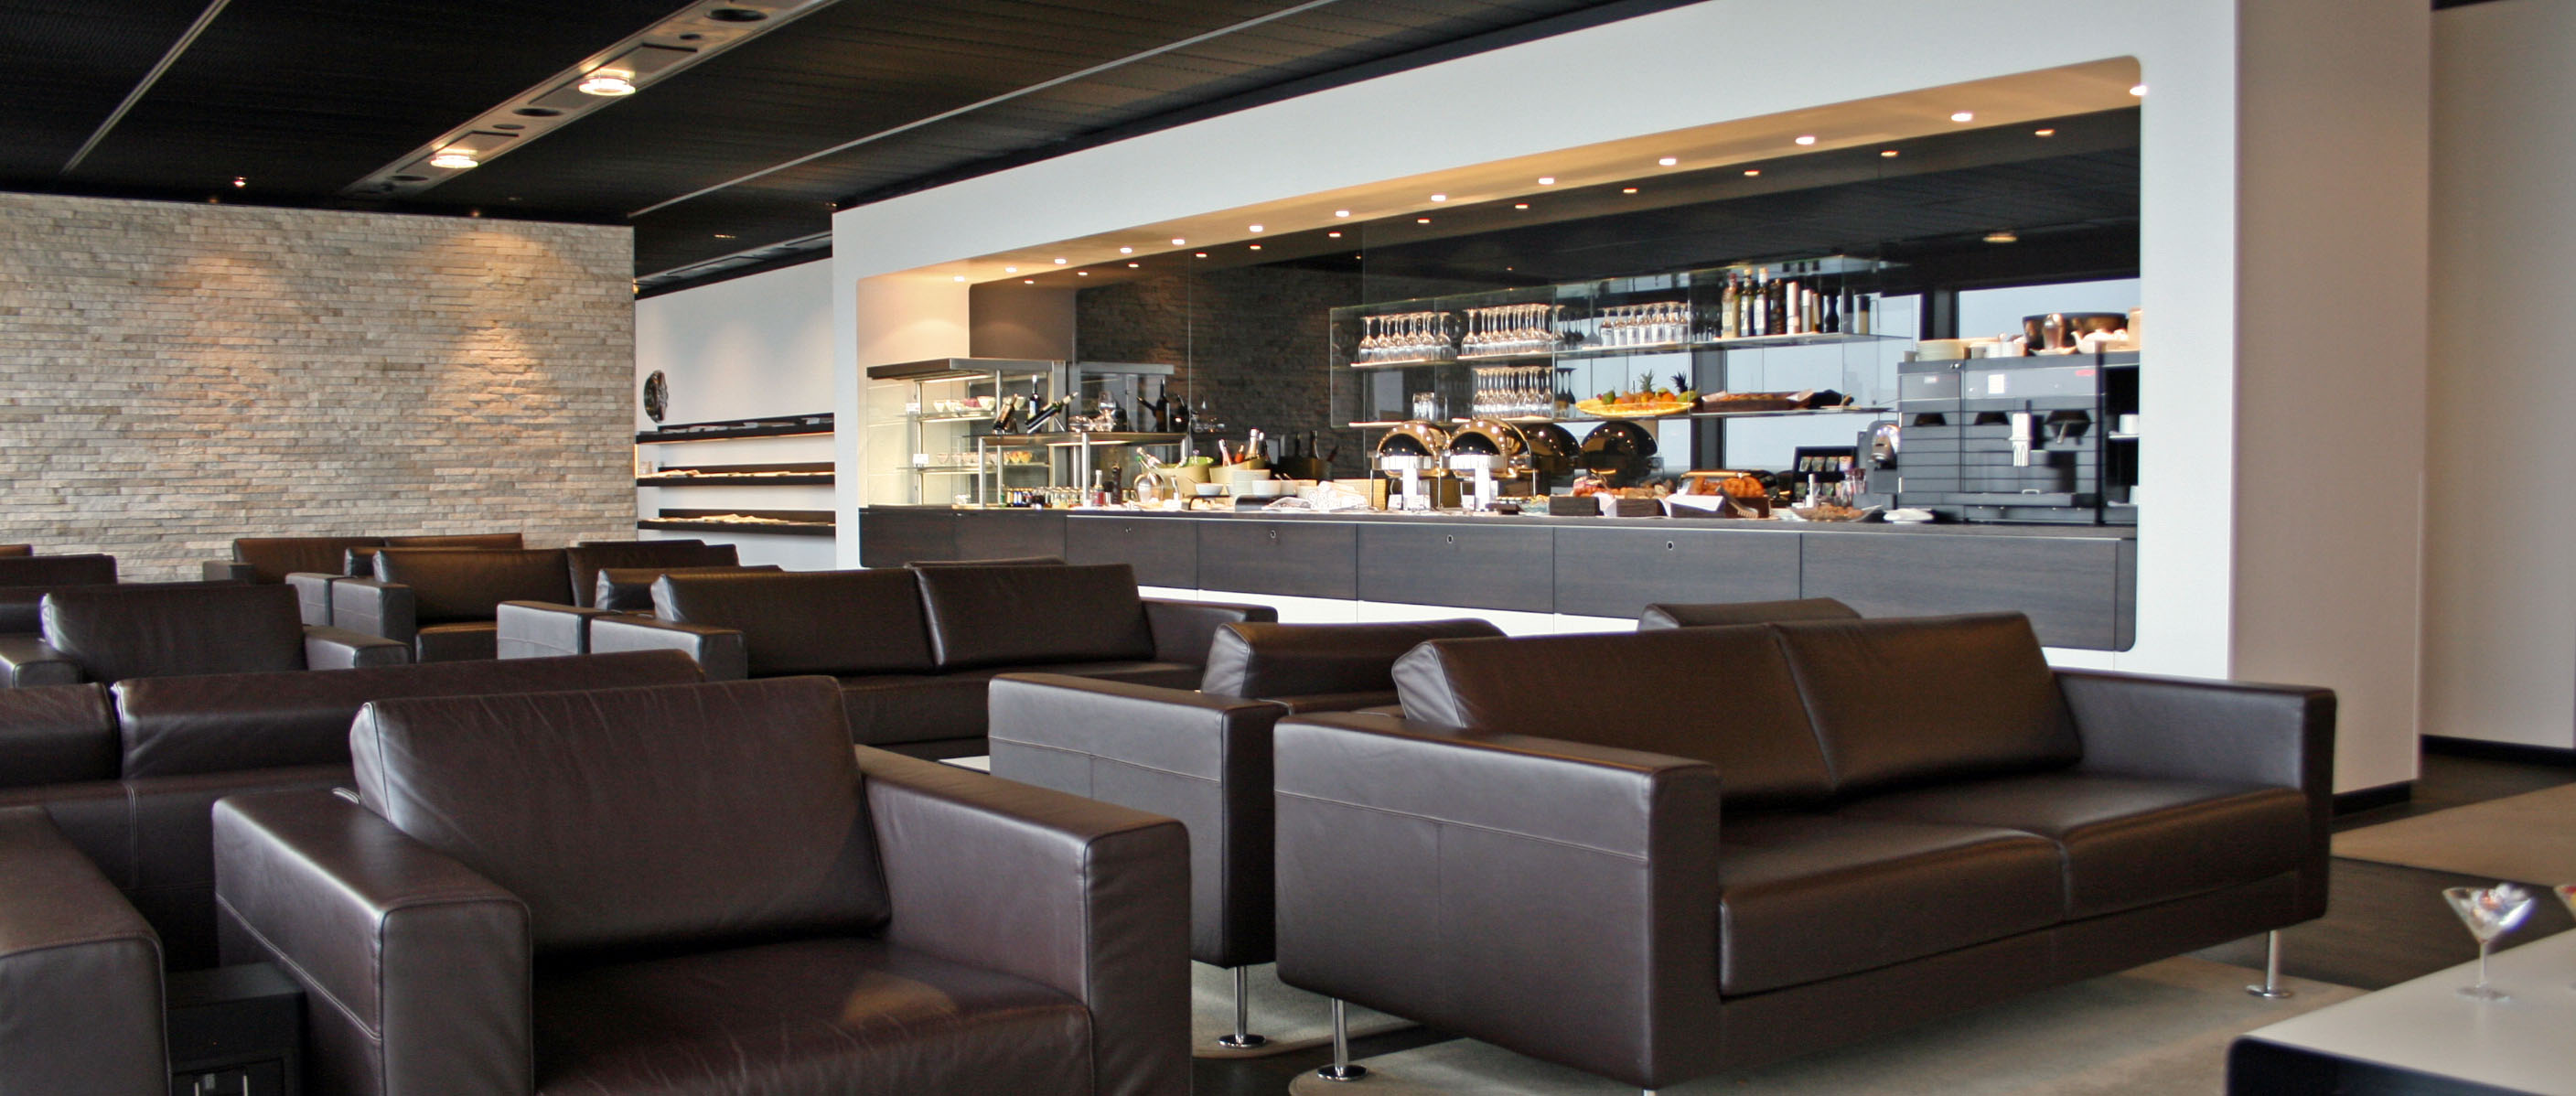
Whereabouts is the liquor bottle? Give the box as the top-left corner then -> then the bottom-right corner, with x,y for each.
1764,270 -> 1785,337
1822,286 -> 1841,334
1801,285 -> 1819,335
1855,294 -> 1873,336
1786,279 -> 1805,336
1719,275 -> 1741,339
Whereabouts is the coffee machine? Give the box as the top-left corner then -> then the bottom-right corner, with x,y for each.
1884,351 -> 2138,523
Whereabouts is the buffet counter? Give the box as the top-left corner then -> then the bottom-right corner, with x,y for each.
854,505 -> 2137,650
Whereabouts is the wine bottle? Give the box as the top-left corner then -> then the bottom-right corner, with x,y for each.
1719,275 -> 1741,339
1823,287 -> 1841,334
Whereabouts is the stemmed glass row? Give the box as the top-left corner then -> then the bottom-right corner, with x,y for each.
1471,366 -> 1556,418
1462,304 -> 1561,358
1356,312 -> 1454,365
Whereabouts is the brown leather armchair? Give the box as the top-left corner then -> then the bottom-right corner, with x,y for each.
204,532 -> 523,585
1637,596 -> 1859,629
988,618 -> 1502,1048
586,564 -> 1274,758
0,805 -> 167,1095
1272,613 -> 2334,1090
0,583 -> 409,688
331,547 -> 574,661
213,677 -> 1191,1096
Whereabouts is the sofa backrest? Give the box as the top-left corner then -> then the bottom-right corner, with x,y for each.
230,537 -> 382,584
352,677 -> 890,955
385,532 -> 523,550
0,553 -> 117,589
594,564 -> 778,612
1772,612 -> 2078,797
564,540 -> 739,607
372,548 -> 574,623
655,569 -> 936,676
0,683 -> 118,788
0,544 -> 30,557
913,563 -> 1153,671
5,581 -> 241,635
907,556 -> 1067,568
42,584 -> 308,683
1202,618 -> 1505,699
110,649 -> 703,779
1637,597 -> 1860,630
1392,626 -> 1837,811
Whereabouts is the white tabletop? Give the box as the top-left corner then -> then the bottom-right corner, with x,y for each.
2238,929 -> 2576,1094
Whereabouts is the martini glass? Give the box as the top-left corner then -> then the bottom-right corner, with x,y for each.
2443,883 -> 2537,1001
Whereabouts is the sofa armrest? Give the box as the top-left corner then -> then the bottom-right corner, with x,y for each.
1141,597 -> 1277,666
213,790 -> 531,1095
0,806 -> 167,1095
203,560 -> 257,584
300,625 -> 413,671
860,748 -> 1189,1096
282,571 -> 338,626
329,577 -> 417,648
2057,670 -> 2334,793
0,634 -> 82,687
1271,712 -> 1725,1089
495,600 -> 615,659
587,615 -> 748,681
990,673 -> 1284,969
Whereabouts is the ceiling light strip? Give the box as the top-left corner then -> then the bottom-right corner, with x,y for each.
61,0 -> 233,174
635,231 -> 833,285
625,0 -> 1350,220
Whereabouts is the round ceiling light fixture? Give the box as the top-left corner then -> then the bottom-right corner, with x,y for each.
429,150 -> 481,169
578,70 -> 639,97
1950,111 -> 1975,123
707,6 -> 768,21
1793,134 -> 1816,145
1984,230 -> 2019,244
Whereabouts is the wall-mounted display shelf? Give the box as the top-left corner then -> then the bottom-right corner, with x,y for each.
635,413 -> 833,444
634,461 -> 834,487
638,508 -> 835,537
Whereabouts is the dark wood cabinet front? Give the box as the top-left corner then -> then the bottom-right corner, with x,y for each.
856,508 -> 956,567
954,509 -> 1067,562
1197,521 -> 1357,599
1798,532 -> 2130,650
1358,524 -> 1554,612
1066,516 -> 1198,588
1552,527 -> 1802,619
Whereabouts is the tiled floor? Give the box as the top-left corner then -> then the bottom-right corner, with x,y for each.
1197,747 -> 2576,1093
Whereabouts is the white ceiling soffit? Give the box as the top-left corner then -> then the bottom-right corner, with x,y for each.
343,0 -> 838,199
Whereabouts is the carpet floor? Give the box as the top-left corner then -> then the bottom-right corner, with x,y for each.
1283,957 -> 2358,1095
2330,781 -> 2576,884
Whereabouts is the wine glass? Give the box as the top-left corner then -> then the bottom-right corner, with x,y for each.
2443,883 -> 2537,1001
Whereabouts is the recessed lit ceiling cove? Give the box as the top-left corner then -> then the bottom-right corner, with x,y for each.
345,0 -> 837,198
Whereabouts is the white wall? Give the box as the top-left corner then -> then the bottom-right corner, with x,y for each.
2421,0 -> 2576,750
634,259 -> 838,569
825,0 -> 2431,790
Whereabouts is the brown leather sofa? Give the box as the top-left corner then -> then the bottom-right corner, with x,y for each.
0,583 -> 411,688
1272,612 -> 2334,1090
586,564 -> 1275,758
989,618 -> 1503,1048
1638,596 -> 1860,629
329,547 -> 580,661
493,559 -> 782,659
1,553 -> 123,636
204,532 -> 523,585
0,650 -> 703,973
212,676 -> 1191,1096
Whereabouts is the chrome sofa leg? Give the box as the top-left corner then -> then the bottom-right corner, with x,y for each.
1214,966 -> 1268,1048
2246,929 -> 2294,999
1315,997 -> 1369,1082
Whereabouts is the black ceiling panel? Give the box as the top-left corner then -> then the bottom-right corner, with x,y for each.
0,1 -> 214,177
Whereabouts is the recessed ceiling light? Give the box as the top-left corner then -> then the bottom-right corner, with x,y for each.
1537,177 -> 1555,185
1429,194 -> 1447,202
1950,111 -> 1975,123
429,151 -> 480,169
1053,257 -> 1067,264
2034,127 -> 2056,137
1794,135 -> 1817,145
1005,266 -> 1018,273
231,177 -> 246,188
1880,149 -> 1900,157
1622,187 -> 1639,194
1743,168 -> 1761,177
1127,263 -> 1140,268
1172,238 -> 1186,246
1327,231 -> 1342,237
952,275 -> 966,282
1658,156 -> 1678,166
1119,246 -> 1133,253
2130,83 -> 2147,97
1249,244 -> 1261,250
577,70 -> 638,97
713,233 -> 735,239
1024,279 -> 1035,284
1513,203 -> 1530,210
1416,218 -> 1431,224
1195,253 -> 1208,258
1250,224 -> 1264,232
1984,230 -> 2019,243
1335,210 -> 1351,218
1077,271 -> 1089,275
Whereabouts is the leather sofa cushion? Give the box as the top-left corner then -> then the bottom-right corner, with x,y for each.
532,937 -> 1089,1095
835,660 -> 1199,747
43,584 -> 307,683
0,683 -> 117,787
373,548 -> 574,623
656,569 -> 937,676
1776,612 -> 2081,798
595,564 -> 778,612
914,564 -> 1154,670
1637,597 -> 1860,630
352,677 -> 890,954
229,538 -> 380,584
1201,618 -> 1503,699
0,544 -> 29,556
1393,626 -> 1836,811
414,622 -> 498,662
1717,813 -> 2064,995
1838,773 -> 2313,919
566,541 -> 739,607
0,553 -> 118,588
384,532 -> 524,549
112,649 -> 703,778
